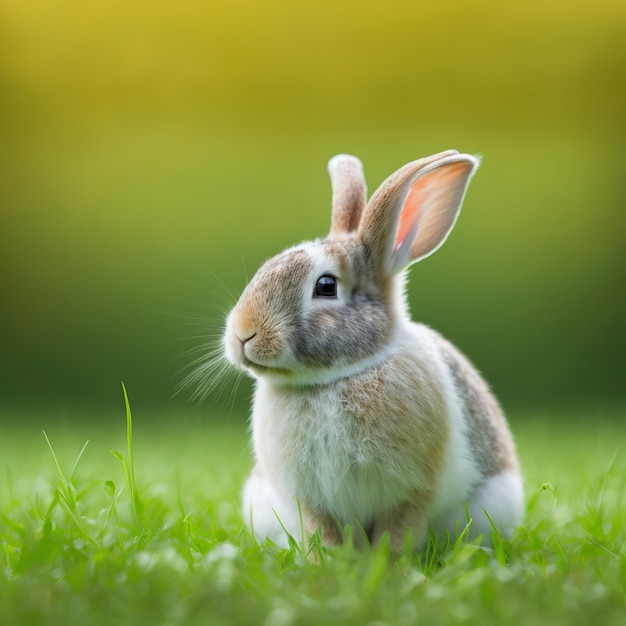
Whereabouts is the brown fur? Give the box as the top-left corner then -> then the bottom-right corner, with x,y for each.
235,250 -> 313,361
331,349 -> 448,544
370,488 -> 432,551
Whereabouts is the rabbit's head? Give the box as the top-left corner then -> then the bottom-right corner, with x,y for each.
224,151 -> 478,385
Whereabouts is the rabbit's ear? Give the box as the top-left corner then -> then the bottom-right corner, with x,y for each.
359,152 -> 479,274
328,154 -> 368,235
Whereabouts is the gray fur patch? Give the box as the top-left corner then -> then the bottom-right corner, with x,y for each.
294,292 -> 390,367
441,342 -> 510,477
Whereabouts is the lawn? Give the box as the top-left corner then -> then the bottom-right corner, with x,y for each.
1,398 -> 625,626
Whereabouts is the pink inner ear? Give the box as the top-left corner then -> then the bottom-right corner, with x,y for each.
394,179 -> 425,249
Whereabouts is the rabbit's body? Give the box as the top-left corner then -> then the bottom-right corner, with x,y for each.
243,301 -> 521,549
225,152 -> 524,550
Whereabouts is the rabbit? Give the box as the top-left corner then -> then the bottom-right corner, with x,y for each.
223,150 -> 523,552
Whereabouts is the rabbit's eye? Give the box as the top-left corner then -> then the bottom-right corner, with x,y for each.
314,275 -> 337,298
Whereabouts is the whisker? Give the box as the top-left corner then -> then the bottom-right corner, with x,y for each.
233,244 -> 250,287
179,268 -> 241,308
174,339 -> 241,407
166,260 -> 248,409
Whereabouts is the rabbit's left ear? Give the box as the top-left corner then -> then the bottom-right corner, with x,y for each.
359,152 -> 479,274
328,154 -> 367,235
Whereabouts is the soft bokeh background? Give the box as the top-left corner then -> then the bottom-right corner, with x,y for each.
1,0 -> 625,419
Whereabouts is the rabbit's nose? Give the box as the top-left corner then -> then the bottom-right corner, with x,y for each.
235,329 -> 257,345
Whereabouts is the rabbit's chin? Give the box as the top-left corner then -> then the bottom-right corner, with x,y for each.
241,358 -> 293,379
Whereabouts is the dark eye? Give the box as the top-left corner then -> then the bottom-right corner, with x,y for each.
314,275 -> 338,298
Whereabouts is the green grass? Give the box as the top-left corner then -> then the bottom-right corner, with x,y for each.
1,398 -> 625,625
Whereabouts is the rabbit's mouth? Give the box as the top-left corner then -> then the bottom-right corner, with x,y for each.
242,356 -> 292,378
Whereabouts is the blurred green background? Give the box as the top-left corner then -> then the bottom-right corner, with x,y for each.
1,0 -> 624,418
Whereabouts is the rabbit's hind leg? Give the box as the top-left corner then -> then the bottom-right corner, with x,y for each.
430,471 -> 524,545
465,471 -> 524,542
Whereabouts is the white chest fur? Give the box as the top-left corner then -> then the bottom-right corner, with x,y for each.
252,379 -> 422,526
250,330 -> 480,529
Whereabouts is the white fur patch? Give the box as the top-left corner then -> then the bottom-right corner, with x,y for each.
242,470 -> 304,548
430,471 -> 524,542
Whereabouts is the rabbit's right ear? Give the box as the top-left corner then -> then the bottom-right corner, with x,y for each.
358,151 -> 479,275
328,154 -> 367,235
